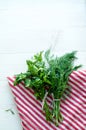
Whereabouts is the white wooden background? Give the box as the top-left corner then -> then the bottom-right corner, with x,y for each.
0,0 -> 86,129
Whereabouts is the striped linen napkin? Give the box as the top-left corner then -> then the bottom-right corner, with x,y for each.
7,70 -> 86,130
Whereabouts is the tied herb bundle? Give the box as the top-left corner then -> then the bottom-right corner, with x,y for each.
14,50 -> 81,125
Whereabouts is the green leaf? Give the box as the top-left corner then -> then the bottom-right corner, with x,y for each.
5,109 -> 15,115
24,79 -> 31,87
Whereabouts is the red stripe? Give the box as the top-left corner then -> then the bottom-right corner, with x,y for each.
65,83 -> 85,115
16,91 -> 51,130
22,121 -> 31,130
8,78 -> 58,130
60,109 -> 77,130
17,99 -> 43,130
66,85 -> 85,104
10,86 -> 44,130
22,122 -> 28,130
78,70 -> 86,77
8,77 -> 42,107
11,84 -> 50,130
61,95 -> 85,120
68,81 -> 85,98
63,92 -> 85,115
59,121 -> 71,130
19,111 -> 37,130
61,108 -> 84,130
18,107 -> 40,130
68,80 -> 85,98
68,79 -> 85,93
12,84 -> 43,112
69,74 -> 86,89
10,87 -> 41,129
57,118 -> 73,130
16,109 -> 41,130
9,81 -> 56,130
61,100 -> 85,124
16,99 -> 49,130
72,71 -> 86,82
58,123 -> 67,130
19,111 -> 38,130
62,100 -> 85,121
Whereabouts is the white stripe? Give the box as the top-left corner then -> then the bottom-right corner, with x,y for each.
61,120 -> 74,130
61,107 -> 84,130
61,97 -> 85,122
63,93 -> 85,115
71,90 -> 85,103
22,119 -> 34,130
17,103 -> 46,130
17,95 -> 53,130
12,88 -> 52,130
61,104 -> 85,128
71,88 -> 85,102
62,110 -> 80,130
10,82 -> 56,130
79,70 -> 86,76
19,111 -> 37,130
71,73 -> 86,86
68,81 -> 85,97
21,112 -> 39,130
69,77 -> 86,91
66,88 -> 85,103
62,121 -> 74,130
58,121 -> 68,130
22,126 -> 26,130
72,71 -> 86,81
9,79 -> 58,129
9,79 -> 42,110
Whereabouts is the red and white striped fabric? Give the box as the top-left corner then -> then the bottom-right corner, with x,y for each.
7,70 -> 86,130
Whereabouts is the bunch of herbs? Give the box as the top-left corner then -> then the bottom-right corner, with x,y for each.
14,49 -> 81,125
